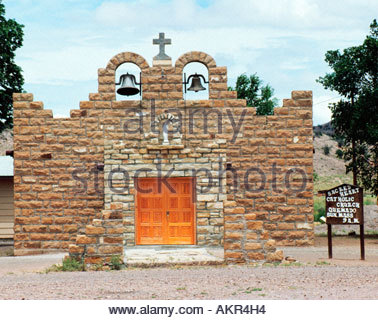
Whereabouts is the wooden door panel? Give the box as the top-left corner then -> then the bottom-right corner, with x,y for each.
153,211 -> 163,222
181,197 -> 191,209
168,197 -> 178,209
165,178 -> 195,244
182,211 -> 192,222
136,177 -> 195,245
140,211 -> 150,223
136,178 -> 166,244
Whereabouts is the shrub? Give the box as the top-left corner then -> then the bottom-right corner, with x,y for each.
314,197 -> 326,222
335,149 -> 343,159
109,255 -> 123,270
322,145 -> 331,155
45,256 -> 85,272
313,172 -> 319,182
61,256 -> 85,271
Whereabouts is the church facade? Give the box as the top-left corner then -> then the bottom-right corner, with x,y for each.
12,35 -> 314,264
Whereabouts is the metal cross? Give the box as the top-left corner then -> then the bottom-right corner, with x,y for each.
153,32 -> 171,60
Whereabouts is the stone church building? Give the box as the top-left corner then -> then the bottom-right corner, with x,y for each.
12,34 -> 314,264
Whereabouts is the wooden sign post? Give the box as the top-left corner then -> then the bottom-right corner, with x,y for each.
324,184 -> 364,260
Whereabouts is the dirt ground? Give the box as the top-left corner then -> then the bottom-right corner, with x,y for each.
315,235 -> 378,247
313,134 -> 346,177
281,236 -> 378,266
0,236 -> 377,300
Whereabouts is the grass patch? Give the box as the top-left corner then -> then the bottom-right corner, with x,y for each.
281,262 -> 302,267
108,255 -> 123,270
364,195 -> 376,205
244,287 -> 263,293
176,287 -> 186,291
314,174 -> 353,193
314,196 -> 325,222
316,261 -> 331,265
46,254 -> 125,273
59,256 -> 85,271
262,261 -> 301,267
365,230 -> 378,236
45,256 -> 85,273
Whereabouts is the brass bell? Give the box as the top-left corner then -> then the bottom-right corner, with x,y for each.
183,73 -> 208,93
187,73 -> 206,92
116,73 -> 141,96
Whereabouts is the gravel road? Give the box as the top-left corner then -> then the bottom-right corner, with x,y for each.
0,264 -> 377,300
1,236 -> 377,300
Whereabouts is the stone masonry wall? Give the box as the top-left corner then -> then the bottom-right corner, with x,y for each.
12,94 -> 104,255
224,91 -> 314,263
102,102 -> 228,247
13,50 -> 313,264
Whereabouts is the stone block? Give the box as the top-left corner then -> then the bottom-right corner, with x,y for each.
266,250 -> 283,262
103,237 -> 123,244
84,257 -> 103,265
24,241 -> 41,249
224,252 -> 243,260
98,246 -> 123,255
86,225 -> 105,235
13,93 -> 34,101
296,223 -> 313,230
246,221 -> 263,230
245,243 -> 262,250
292,91 -> 312,100
247,252 -> 265,260
76,235 -> 97,244
264,240 -> 276,251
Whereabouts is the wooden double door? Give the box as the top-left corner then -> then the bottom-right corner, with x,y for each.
136,177 -> 195,245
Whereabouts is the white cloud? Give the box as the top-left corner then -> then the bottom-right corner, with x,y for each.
280,58 -> 310,70
19,45 -> 120,84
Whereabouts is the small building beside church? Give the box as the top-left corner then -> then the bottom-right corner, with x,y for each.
12,34 -> 314,264
0,156 -> 14,239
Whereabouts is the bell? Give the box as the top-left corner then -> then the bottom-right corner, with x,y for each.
116,73 -> 140,96
187,74 -> 206,92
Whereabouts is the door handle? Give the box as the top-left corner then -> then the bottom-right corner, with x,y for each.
166,211 -> 170,216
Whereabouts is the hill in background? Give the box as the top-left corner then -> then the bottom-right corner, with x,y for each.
313,121 -> 335,137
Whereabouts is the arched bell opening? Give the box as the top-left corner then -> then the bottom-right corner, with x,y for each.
115,62 -> 142,101
183,62 -> 209,101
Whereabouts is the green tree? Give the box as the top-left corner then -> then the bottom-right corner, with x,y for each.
318,19 -> 378,198
0,0 -> 24,132
231,73 -> 278,115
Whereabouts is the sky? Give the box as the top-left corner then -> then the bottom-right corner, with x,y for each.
3,0 -> 378,124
